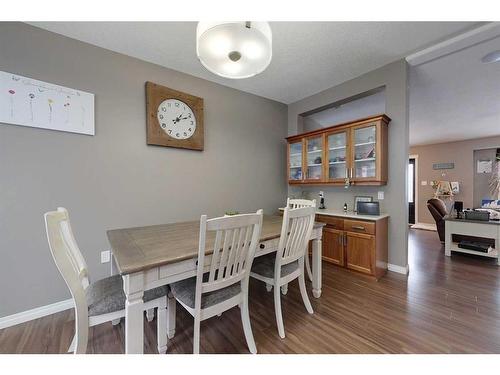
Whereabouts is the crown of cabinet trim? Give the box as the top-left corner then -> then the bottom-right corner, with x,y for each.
287,114 -> 391,186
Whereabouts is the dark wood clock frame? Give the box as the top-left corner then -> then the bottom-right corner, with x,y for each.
146,81 -> 204,151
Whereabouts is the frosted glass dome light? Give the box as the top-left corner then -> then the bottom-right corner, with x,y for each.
196,22 -> 272,79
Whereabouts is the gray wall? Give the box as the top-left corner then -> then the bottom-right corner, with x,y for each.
0,23 -> 288,317
288,60 -> 409,268
410,137 -> 500,224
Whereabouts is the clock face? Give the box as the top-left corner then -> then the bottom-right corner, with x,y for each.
157,99 -> 196,140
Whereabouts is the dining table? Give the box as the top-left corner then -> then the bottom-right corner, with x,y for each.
107,214 -> 325,354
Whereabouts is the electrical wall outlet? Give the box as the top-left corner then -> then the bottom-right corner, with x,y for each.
101,250 -> 111,264
421,180 -> 428,186
377,191 -> 384,200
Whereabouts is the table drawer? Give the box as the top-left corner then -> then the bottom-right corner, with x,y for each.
316,215 -> 344,230
256,237 -> 280,257
344,219 -> 375,235
159,258 -> 197,279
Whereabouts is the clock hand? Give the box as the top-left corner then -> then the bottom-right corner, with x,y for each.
172,113 -> 184,124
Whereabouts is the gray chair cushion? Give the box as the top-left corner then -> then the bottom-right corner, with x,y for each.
251,253 -> 299,279
170,274 -> 241,309
86,274 -> 168,316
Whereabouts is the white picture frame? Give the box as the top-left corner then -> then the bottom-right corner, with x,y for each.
0,70 -> 95,135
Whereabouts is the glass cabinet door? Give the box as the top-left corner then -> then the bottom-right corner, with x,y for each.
353,125 -> 377,179
327,131 -> 348,181
305,136 -> 323,181
288,141 -> 303,181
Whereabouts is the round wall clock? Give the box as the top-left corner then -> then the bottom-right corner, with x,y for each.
146,82 -> 204,151
157,99 -> 196,140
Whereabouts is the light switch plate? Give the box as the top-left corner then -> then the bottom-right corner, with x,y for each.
421,180 -> 428,186
377,191 -> 384,200
101,250 -> 111,264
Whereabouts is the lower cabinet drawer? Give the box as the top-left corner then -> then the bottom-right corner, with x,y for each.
316,215 -> 344,230
344,219 -> 375,235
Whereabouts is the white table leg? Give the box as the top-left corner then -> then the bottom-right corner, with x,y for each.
146,308 -> 155,322
311,238 -> 322,298
123,272 -> 145,354
167,291 -> 176,339
445,221 -> 451,257
281,284 -> 288,295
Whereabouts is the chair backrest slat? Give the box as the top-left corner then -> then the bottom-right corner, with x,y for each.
195,211 -> 263,299
276,200 -> 316,269
208,230 -> 223,282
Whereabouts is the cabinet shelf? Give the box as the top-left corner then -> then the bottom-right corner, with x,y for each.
307,149 -> 322,153
355,141 -> 376,147
329,146 -> 346,150
355,158 -> 376,162
329,161 -> 346,165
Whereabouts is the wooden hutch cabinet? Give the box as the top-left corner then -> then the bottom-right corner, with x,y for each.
287,114 -> 390,186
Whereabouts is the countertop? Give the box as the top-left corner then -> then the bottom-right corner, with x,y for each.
279,207 -> 389,221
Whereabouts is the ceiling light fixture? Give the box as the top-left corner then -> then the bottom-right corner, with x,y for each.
481,50 -> 500,63
196,22 -> 272,79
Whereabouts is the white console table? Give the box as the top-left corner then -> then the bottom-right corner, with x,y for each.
445,217 -> 500,265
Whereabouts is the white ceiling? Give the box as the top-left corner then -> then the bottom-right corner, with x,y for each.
29,22 -> 480,104
409,35 -> 500,146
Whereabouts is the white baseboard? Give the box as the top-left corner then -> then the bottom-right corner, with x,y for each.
0,299 -> 74,330
388,263 -> 409,275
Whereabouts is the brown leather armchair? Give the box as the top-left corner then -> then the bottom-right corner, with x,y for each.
427,198 -> 448,242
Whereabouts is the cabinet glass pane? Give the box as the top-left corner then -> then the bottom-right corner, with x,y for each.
306,136 -> 322,180
289,142 -> 303,180
327,132 -> 347,180
354,126 -> 376,178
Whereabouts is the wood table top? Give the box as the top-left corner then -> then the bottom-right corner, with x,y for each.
107,215 -> 325,275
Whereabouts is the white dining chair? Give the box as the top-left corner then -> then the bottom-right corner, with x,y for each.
250,200 -> 316,338
289,199 -> 315,283
169,210 -> 263,354
44,207 -> 169,354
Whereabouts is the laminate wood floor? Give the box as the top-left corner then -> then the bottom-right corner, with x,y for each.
2,229 -> 500,354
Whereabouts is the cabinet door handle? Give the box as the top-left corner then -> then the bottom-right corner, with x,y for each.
344,234 -> 347,247
352,225 -> 365,231
350,168 -> 353,178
